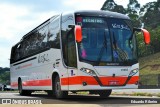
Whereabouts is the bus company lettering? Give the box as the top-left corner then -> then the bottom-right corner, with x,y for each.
16,64 -> 32,70
38,54 -> 49,63
112,23 -> 130,30
83,18 -> 103,23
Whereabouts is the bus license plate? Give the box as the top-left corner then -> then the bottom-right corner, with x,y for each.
109,81 -> 119,85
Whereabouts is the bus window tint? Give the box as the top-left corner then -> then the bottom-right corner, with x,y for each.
61,14 -> 75,66
38,25 -> 48,49
66,29 -> 77,67
48,17 -> 60,49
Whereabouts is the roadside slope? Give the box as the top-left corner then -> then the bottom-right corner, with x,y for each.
139,52 -> 160,75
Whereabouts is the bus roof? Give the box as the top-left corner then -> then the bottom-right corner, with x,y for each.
74,10 -> 130,20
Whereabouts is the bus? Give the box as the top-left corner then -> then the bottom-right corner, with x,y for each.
10,10 -> 150,98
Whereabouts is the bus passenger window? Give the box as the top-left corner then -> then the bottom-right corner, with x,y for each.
48,17 -> 60,49
39,26 -> 48,49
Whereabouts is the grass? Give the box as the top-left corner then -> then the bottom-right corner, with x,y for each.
138,52 -> 160,85
157,93 -> 160,97
112,92 -> 160,97
132,92 -> 152,97
139,52 -> 160,75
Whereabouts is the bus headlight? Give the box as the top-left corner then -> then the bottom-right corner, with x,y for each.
80,68 -> 96,76
129,68 -> 139,76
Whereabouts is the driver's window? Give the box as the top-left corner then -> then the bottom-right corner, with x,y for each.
66,29 -> 77,68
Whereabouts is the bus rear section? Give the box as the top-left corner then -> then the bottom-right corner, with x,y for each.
10,10 -> 150,98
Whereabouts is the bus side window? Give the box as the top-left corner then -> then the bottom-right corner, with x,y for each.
28,36 -> 33,54
48,17 -> 60,49
20,42 -> 25,58
38,25 -> 48,49
24,40 -> 30,56
61,14 -> 74,66
66,29 -> 77,68
15,44 -> 21,60
24,31 -> 40,56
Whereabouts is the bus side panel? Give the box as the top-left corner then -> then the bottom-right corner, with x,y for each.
10,49 -> 64,91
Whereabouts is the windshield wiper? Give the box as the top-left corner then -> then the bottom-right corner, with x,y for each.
112,32 -> 128,62
95,31 -> 108,66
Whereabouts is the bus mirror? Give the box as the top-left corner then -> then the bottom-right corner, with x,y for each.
75,25 -> 82,43
68,25 -> 75,28
134,28 -> 150,45
141,29 -> 150,45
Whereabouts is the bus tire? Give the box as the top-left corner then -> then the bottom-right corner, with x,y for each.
98,90 -> 112,98
18,79 -> 24,95
54,76 -> 68,99
18,80 -> 31,96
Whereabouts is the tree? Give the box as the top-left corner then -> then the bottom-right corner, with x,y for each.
0,67 -> 10,85
141,1 -> 160,28
101,0 -> 117,11
127,0 -> 140,14
126,0 -> 141,27
0,71 -> 10,85
101,0 -> 141,27
101,0 -> 126,14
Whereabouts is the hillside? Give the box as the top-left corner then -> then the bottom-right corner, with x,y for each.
139,52 -> 160,75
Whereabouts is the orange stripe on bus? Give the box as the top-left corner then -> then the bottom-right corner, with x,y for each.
61,76 -> 98,85
11,76 -> 139,87
11,79 -> 52,87
11,82 -> 18,87
61,76 -> 139,85
23,79 -> 52,86
128,76 -> 139,84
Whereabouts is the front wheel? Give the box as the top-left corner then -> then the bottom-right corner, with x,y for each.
54,76 -> 68,99
98,90 -> 112,98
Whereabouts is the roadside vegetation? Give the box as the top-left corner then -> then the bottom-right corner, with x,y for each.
139,52 -> 160,75
0,67 -> 10,85
111,92 -> 160,97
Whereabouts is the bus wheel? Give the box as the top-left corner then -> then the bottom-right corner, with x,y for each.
54,76 -> 68,98
98,90 -> 112,98
18,80 -> 31,96
18,80 -> 24,95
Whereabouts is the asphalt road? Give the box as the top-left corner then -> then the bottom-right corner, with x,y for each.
0,92 -> 160,105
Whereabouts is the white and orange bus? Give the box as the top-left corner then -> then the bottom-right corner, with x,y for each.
10,10 -> 150,98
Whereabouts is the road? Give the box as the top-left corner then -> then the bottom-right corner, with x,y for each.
0,92 -> 160,107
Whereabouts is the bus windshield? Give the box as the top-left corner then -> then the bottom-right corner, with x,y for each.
76,16 -> 137,66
